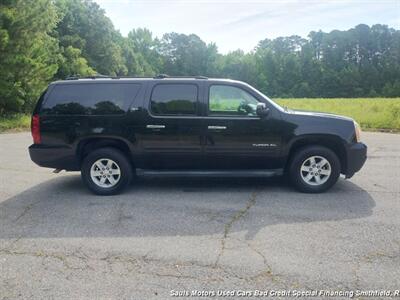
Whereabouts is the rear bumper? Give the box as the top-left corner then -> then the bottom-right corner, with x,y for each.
29,144 -> 80,171
345,142 -> 367,178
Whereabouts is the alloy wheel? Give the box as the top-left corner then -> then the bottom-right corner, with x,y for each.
90,158 -> 121,188
300,155 -> 331,186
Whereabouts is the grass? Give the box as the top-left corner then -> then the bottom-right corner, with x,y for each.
1,98 -> 399,133
275,98 -> 400,132
0,114 -> 31,133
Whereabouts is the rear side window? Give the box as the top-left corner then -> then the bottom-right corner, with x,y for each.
42,83 -> 141,115
33,89 -> 48,114
150,84 -> 198,115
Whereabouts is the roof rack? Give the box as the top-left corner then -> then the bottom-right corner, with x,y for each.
153,74 -> 208,80
65,74 -> 209,80
153,74 -> 169,79
85,74 -> 110,79
66,74 -> 112,80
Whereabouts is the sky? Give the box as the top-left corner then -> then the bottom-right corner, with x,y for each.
94,0 -> 400,53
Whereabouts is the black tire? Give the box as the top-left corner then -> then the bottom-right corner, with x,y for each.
81,147 -> 133,195
288,146 -> 341,193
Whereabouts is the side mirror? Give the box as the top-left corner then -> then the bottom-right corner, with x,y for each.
256,103 -> 270,117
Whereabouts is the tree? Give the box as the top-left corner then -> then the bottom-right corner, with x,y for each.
383,80 -> 400,97
54,0 -> 127,76
55,46 -> 95,79
1,5 -> 400,117
0,0 -> 59,113
158,33 -> 218,76
124,28 -> 162,75
219,50 -> 258,87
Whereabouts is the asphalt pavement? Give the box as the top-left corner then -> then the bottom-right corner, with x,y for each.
0,132 -> 399,299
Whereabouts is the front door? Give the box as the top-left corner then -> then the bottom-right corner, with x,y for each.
138,82 -> 204,169
203,83 -> 282,170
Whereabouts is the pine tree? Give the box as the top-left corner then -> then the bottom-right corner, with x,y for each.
0,0 -> 59,113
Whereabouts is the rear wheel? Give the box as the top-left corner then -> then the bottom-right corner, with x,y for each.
289,146 -> 340,193
81,147 -> 133,195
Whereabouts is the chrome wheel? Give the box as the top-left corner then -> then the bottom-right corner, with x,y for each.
90,158 -> 121,188
300,155 -> 331,186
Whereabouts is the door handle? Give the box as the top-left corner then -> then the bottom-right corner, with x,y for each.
146,124 -> 165,129
208,125 -> 226,130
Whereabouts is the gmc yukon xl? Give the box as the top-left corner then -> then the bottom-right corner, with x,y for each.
29,75 -> 367,195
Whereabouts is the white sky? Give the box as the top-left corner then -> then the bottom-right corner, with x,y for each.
94,0 -> 400,53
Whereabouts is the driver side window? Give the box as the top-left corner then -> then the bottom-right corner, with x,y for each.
208,85 -> 259,116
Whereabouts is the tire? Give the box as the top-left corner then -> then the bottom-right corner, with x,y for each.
81,147 -> 133,195
288,146 -> 341,193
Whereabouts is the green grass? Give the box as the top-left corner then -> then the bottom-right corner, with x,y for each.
275,98 -> 400,131
0,114 -> 31,133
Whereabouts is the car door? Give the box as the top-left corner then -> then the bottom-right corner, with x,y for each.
137,81 -> 204,169
202,82 -> 283,170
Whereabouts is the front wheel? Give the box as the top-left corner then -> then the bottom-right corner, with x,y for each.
289,146 -> 341,193
81,147 -> 133,195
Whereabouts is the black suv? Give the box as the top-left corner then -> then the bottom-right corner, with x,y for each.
29,75 -> 367,195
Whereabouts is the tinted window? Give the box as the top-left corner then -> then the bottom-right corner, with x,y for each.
151,84 -> 197,115
42,83 -> 141,115
209,85 -> 259,116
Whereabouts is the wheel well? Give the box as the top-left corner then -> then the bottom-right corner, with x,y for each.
77,138 -> 133,167
286,137 -> 347,173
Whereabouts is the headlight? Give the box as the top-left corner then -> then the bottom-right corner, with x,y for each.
354,121 -> 362,142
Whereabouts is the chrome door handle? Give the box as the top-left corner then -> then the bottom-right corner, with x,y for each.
208,126 -> 227,130
146,124 -> 165,129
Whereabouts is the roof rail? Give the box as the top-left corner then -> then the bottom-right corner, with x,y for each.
153,74 -> 208,80
65,74 -> 209,80
154,74 -> 169,79
85,74 -> 110,79
66,74 -> 111,80
66,75 -> 80,80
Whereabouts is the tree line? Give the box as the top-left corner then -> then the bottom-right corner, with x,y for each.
1,0 -> 399,114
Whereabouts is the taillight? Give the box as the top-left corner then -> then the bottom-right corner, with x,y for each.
31,114 -> 41,144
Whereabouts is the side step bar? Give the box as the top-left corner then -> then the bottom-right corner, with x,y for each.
136,169 -> 283,178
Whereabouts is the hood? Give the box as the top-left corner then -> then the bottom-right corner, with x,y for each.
287,108 -> 354,122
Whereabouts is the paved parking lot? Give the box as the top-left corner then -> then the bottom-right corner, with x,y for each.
0,132 -> 399,299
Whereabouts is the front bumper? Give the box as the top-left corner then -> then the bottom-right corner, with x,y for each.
345,142 -> 367,178
29,144 -> 80,171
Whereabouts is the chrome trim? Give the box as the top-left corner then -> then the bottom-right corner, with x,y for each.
208,125 -> 227,130
146,124 -> 165,129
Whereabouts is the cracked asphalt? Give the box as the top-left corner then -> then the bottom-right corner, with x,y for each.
0,132 -> 399,299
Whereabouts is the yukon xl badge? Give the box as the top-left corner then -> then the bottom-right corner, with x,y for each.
252,143 -> 277,147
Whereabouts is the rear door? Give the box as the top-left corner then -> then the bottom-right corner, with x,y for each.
202,82 -> 283,170
137,81 -> 204,169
